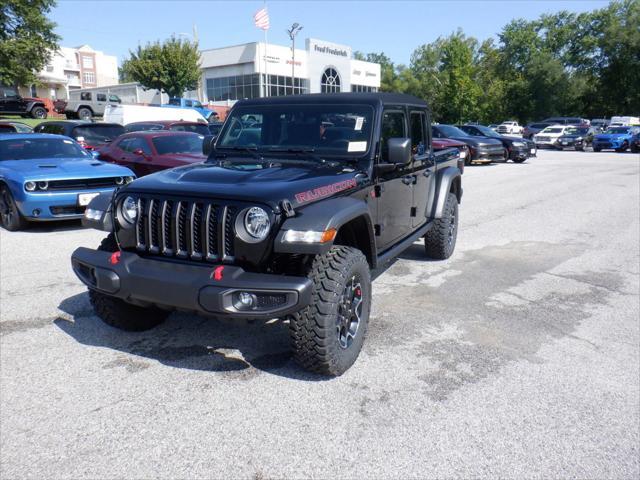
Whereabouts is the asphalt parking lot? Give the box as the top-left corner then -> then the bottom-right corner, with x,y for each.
1,149 -> 639,478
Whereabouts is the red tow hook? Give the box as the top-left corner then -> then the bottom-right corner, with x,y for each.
211,265 -> 224,281
109,251 -> 121,265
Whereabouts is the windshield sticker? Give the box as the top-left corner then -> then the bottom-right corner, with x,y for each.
354,116 -> 364,131
295,178 -> 358,204
348,141 -> 367,152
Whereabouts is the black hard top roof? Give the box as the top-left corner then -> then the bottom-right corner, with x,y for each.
38,120 -> 123,127
235,92 -> 429,108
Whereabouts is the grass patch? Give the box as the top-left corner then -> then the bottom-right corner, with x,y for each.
0,116 -> 58,127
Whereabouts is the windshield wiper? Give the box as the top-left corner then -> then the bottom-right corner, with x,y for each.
214,145 -> 262,160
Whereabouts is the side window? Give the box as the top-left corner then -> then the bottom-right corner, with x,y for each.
184,100 -> 192,107
43,124 -> 64,135
409,111 -> 426,156
108,95 -> 121,103
431,126 -> 442,139
96,93 -> 107,101
128,137 -> 152,154
2,87 -> 19,98
380,110 -> 406,162
117,138 -> 132,152
80,92 -> 91,101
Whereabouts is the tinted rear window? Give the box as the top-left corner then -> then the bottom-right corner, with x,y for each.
125,123 -> 164,133
169,123 -> 210,136
72,125 -> 124,145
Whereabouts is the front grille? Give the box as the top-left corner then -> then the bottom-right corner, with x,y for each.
48,177 -> 123,191
135,196 -> 239,263
536,136 -> 550,142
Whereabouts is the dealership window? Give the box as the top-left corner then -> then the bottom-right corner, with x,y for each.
83,71 -> 95,84
82,56 -> 94,69
321,68 -> 341,93
351,84 -> 378,93
206,73 -> 261,102
265,74 -> 308,97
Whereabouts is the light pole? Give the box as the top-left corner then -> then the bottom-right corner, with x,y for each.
287,23 -> 303,95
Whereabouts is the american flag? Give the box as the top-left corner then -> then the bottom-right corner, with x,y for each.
254,7 -> 270,30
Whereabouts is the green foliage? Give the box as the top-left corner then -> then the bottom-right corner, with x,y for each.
0,0 -> 60,87
121,36 -> 201,98
358,0 -> 638,124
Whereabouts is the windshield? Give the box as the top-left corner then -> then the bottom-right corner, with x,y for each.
605,127 -> 630,134
125,123 -> 164,133
152,134 -> 204,155
474,125 -> 500,137
0,137 -> 91,160
72,125 -> 124,145
565,127 -> 589,135
216,104 -> 375,158
169,123 -> 210,136
168,98 -> 181,106
542,127 -> 564,134
0,125 -> 17,134
436,125 -> 469,137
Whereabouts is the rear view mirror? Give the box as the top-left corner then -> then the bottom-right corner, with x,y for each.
387,137 -> 412,165
202,135 -> 216,156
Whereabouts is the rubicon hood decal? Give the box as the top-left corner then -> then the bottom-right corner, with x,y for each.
295,178 -> 358,204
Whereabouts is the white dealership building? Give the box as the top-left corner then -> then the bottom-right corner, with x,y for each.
199,38 -> 381,105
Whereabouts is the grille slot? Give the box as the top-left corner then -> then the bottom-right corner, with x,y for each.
133,197 -> 245,263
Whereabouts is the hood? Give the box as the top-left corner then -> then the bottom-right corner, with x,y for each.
124,159 -> 364,209
433,138 -> 465,148
595,133 -> 631,141
1,157 -> 133,180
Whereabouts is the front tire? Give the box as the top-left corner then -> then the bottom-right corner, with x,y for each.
30,106 -> 47,119
0,185 -> 28,231
289,246 -> 371,376
424,192 -> 458,260
88,234 -> 170,331
77,107 -> 92,121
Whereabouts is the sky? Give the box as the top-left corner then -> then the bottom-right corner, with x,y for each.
50,0 -> 611,66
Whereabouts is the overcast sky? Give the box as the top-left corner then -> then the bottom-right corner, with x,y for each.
51,0 -> 611,65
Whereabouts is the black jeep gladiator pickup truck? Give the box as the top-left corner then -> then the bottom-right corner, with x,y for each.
71,93 -> 463,376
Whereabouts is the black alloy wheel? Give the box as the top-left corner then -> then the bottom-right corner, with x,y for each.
0,186 -> 27,231
336,276 -> 364,349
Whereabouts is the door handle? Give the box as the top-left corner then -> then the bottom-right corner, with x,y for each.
402,175 -> 414,185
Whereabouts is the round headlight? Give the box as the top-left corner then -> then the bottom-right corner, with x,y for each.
25,181 -> 36,192
244,207 -> 270,240
37,181 -> 48,190
121,196 -> 138,224
115,177 -> 124,185
125,176 -> 134,184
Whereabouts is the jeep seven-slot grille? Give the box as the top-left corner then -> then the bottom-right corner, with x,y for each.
135,197 -> 237,262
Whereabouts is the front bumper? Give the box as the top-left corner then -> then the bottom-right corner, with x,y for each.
593,140 -> 625,150
16,187 -> 117,221
472,147 -> 504,163
510,145 -> 536,159
71,248 -> 313,319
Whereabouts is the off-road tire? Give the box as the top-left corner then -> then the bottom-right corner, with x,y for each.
0,185 -> 27,231
88,233 -> 169,331
30,106 -> 47,119
77,107 -> 92,121
424,192 -> 458,260
289,246 -> 371,376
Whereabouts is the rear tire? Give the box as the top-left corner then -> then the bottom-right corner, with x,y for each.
289,246 -> 371,376
88,233 -> 170,332
0,185 -> 28,231
77,107 -> 92,121
30,106 -> 47,119
424,192 -> 458,260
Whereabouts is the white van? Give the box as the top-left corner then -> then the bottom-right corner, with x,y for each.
609,116 -> 640,127
103,104 -> 207,125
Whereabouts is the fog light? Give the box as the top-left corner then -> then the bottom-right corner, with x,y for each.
234,292 -> 257,311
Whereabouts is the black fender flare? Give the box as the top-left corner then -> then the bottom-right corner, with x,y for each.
81,191 -> 114,231
430,166 -> 462,219
25,101 -> 47,112
273,196 -> 376,264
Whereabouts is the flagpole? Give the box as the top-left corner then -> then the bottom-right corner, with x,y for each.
264,28 -> 268,97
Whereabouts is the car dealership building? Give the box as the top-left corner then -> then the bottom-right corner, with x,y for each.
199,38 -> 381,105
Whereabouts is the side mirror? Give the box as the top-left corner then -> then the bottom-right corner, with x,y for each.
202,134 -> 216,156
387,137 -> 412,165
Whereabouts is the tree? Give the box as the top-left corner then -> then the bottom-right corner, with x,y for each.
0,0 -> 60,86
121,36 -> 201,98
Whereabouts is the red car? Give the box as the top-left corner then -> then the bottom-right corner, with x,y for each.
97,131 -> 206,177
124,120 -> 210,136
433,137 -> 470,166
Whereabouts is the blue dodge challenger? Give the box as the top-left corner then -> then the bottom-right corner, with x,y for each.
0,133 -> 134,231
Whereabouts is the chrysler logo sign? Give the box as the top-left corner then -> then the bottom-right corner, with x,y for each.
313,44 -> 348,57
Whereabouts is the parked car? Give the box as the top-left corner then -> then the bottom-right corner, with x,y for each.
487,124 -> 499,132
0,85 -> 48,119
556,126 -> 598,151
523,122 -> 553,139
97,131 -> 206,177
457,124 -> 535,162
432,124 -> 505,163
103,104 -> 207,125
432,137 -> 469,168
33,121 -> 125,151
0,134 -> 134,230
54,92 -> 122,120
124,120 -> 210,136
533,125 -> 572,149
541,117 -> 584,125
163,98 -> 218,122
72,92 -> 463,376
630,131 -> 640,153
592,126 -> 640,152
496,121 -> 523,135
0,121 -> 33,133
590,119 -> 610,131
608,116 -> 640,127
